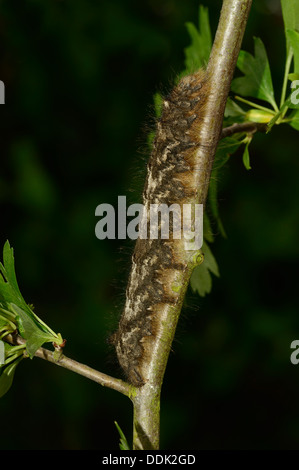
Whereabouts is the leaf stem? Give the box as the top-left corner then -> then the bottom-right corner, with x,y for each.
4,350 -> 24,366
0,307 -> 17,321
280,50 -> 293,110
0,314 -> 16,330
4,334 -> 133,398
235,95 -> 276,113
6,344 -> 26,355
0,329 -> 15,340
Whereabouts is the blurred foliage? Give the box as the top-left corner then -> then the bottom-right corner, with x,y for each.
0,0 -> 299,450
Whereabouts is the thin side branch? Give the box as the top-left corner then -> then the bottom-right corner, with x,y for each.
221,121 -> 268,139
5,334 -> 133,398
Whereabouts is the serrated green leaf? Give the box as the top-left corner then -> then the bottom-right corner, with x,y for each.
202,241 -> 220,278
184,5 -> 212,73
190,263 -> 212,297
3,242 -> 22,298
281,0 -> 299,55
208,176 -> 227,238
114,421 -> 130,451
231,37 -> 277,111
0,357 -> 22,398
215,137 -> 242,166
190,241 -> 219,297
11,303 -> 57,358
243,141 -> 251,170
0,244 -> 31,316
198,5 -> 212,59
281,0 -> 299,31
224,97 -> 246,118
286,29 -> 299,74
0,242 -> 62,345
208,137 -> 242,238
0,242 -> 40,322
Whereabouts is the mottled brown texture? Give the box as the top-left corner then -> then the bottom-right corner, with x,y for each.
110,70 -> 209,386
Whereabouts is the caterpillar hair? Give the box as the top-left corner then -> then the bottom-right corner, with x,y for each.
109,69 -> 210,386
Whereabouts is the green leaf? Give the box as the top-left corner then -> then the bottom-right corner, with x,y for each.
190,241 -> 220,297
0,357 -> 22,398
224,97 -> 246,118
203,213 -> 214,243
0,242 -> 63,346
286,29 -> 299,74
281,0 -> 299,54
190,263 -> 212,297
289,109 -> 299,130
243,141 -> 252,170
0,241 -> 33,317
114,421 -> 130,450
202,241 -> 220,277
3,242 -> 23,300
184,5 -> 212,73
231,37 -> 278,111
215,137 -> 242,166
208,176 -> 226,238
3,341 -> 24,359
209,137 -> 242,238
281,0 -> 299,31
0,317 -> 7,332
11,304 -> 57,358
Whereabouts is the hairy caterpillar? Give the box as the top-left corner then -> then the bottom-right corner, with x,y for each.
110,69 -> 209,386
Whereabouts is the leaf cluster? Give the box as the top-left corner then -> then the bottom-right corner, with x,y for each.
0,241 -> 63,397
189,1 -> 299,298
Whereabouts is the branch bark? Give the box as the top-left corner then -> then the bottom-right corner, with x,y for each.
221,121 -> 268,139
131,0 -> 253,450
5,334 -> 133,397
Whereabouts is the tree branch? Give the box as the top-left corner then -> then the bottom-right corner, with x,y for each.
5,334 -> 133,398
131,0 -> 253,450
3,1 -> 254,451
221,121 -> 268,139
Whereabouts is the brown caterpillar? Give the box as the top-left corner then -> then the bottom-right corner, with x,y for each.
110,69 -> 209,386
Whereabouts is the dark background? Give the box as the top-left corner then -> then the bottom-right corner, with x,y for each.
0,0 -> 299,450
